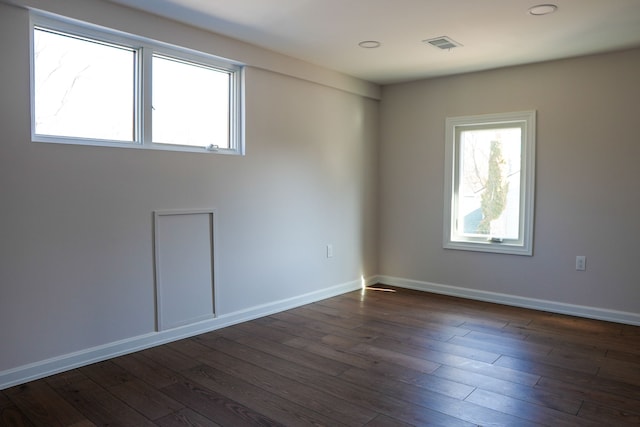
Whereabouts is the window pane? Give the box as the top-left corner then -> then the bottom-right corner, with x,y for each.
152,55 -> 230,148
34,28 -> 135,141
457,127 -> 521,239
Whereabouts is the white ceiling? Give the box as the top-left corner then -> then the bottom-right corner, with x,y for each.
108,0 -> 640,84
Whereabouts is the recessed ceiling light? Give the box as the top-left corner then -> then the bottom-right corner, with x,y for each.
358,40 -> 381,49
528,4 -> 558,16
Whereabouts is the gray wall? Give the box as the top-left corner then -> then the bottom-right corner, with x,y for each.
379,48 -> 640,315
0,0 -> 379,377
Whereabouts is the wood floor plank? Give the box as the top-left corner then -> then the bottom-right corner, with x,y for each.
318,333 -> 366,350
45,370 -> 156,427
464,330 -> 532,346
509,316 -> 639,354
258,317 -> 327,341
463,330 -> 550,351
585,374 -> 640,401
606,347 -> 640,364
464,388 -> 600,427
348,342 -> 441,374
0,408 -> 36,427
427,364 -> 581,415
78,360 -> 137,388
532,361 -> 640,403
154,407 -> 221,427
270,310 -> 379,342
597,357 -> 640,386
539,313 -> 625,335
284,334 -> 433,384
287,305 -> 365,329
194,345 -> 376,425
3,380 -> 90,426
185,362 -> 357,426
340,366 -> 539,427
494,354 -> 601,384
343,365 -> 475,402
0,391 -> 36,427
314,297 -> 474,340
468,302 -> 547,327
199,325 -> 250,342
200,336 -> 475,426
108,379 -> 184,420
542,349 -> 604,375
338,292 -> 472,328
166,338 -> 215,358
454,320 -> 530,339
305,300 -> 362,320
357,324 -> 501,364
371,335 -> 501,372
161,380 -> 281,427
111,352 -> 182,389
231,319 -> 302,344
138,344 -> 202,372
536,376 -> 640,415
358,317 -> 467,342
363,413 -> 414,427
0,392 -> 13,410
518,330 -> 610,364
449,333 -> 552,360
375,340 -> 540,385
578,400 -> 640,426
621,324 -> 640,337
232,333 -> 352,376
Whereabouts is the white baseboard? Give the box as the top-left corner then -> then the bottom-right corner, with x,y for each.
377,275 -> 640,326
0,278 -> 365,390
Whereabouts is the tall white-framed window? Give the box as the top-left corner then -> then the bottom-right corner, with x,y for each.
30,12 -> 244,155
444,111 -> 536,256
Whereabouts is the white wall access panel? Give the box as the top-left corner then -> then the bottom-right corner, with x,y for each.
154,209 -> 216,331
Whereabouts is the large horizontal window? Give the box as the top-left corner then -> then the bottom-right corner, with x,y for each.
33,28 -> 136,142
31,13 -> 244,154
444,111 -> 536,255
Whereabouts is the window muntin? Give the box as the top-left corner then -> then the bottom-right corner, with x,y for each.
33,27 -> 136,142
444,111 -> 535,255
30,13 -> 244,155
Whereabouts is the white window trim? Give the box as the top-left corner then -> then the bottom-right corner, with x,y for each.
30,11 -> 245,155
443,110 -> 536,256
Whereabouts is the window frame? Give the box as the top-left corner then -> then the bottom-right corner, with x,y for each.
30,12 -> 245,155
443,110 -> 536,256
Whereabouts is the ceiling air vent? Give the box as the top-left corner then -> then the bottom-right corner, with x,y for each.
424,36 -> 462,50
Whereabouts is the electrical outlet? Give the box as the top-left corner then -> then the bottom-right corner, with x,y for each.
576,256 -> 586,271
326,244 -> 333,258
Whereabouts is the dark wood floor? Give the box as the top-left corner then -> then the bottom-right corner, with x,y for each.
2,286 -> 640,426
